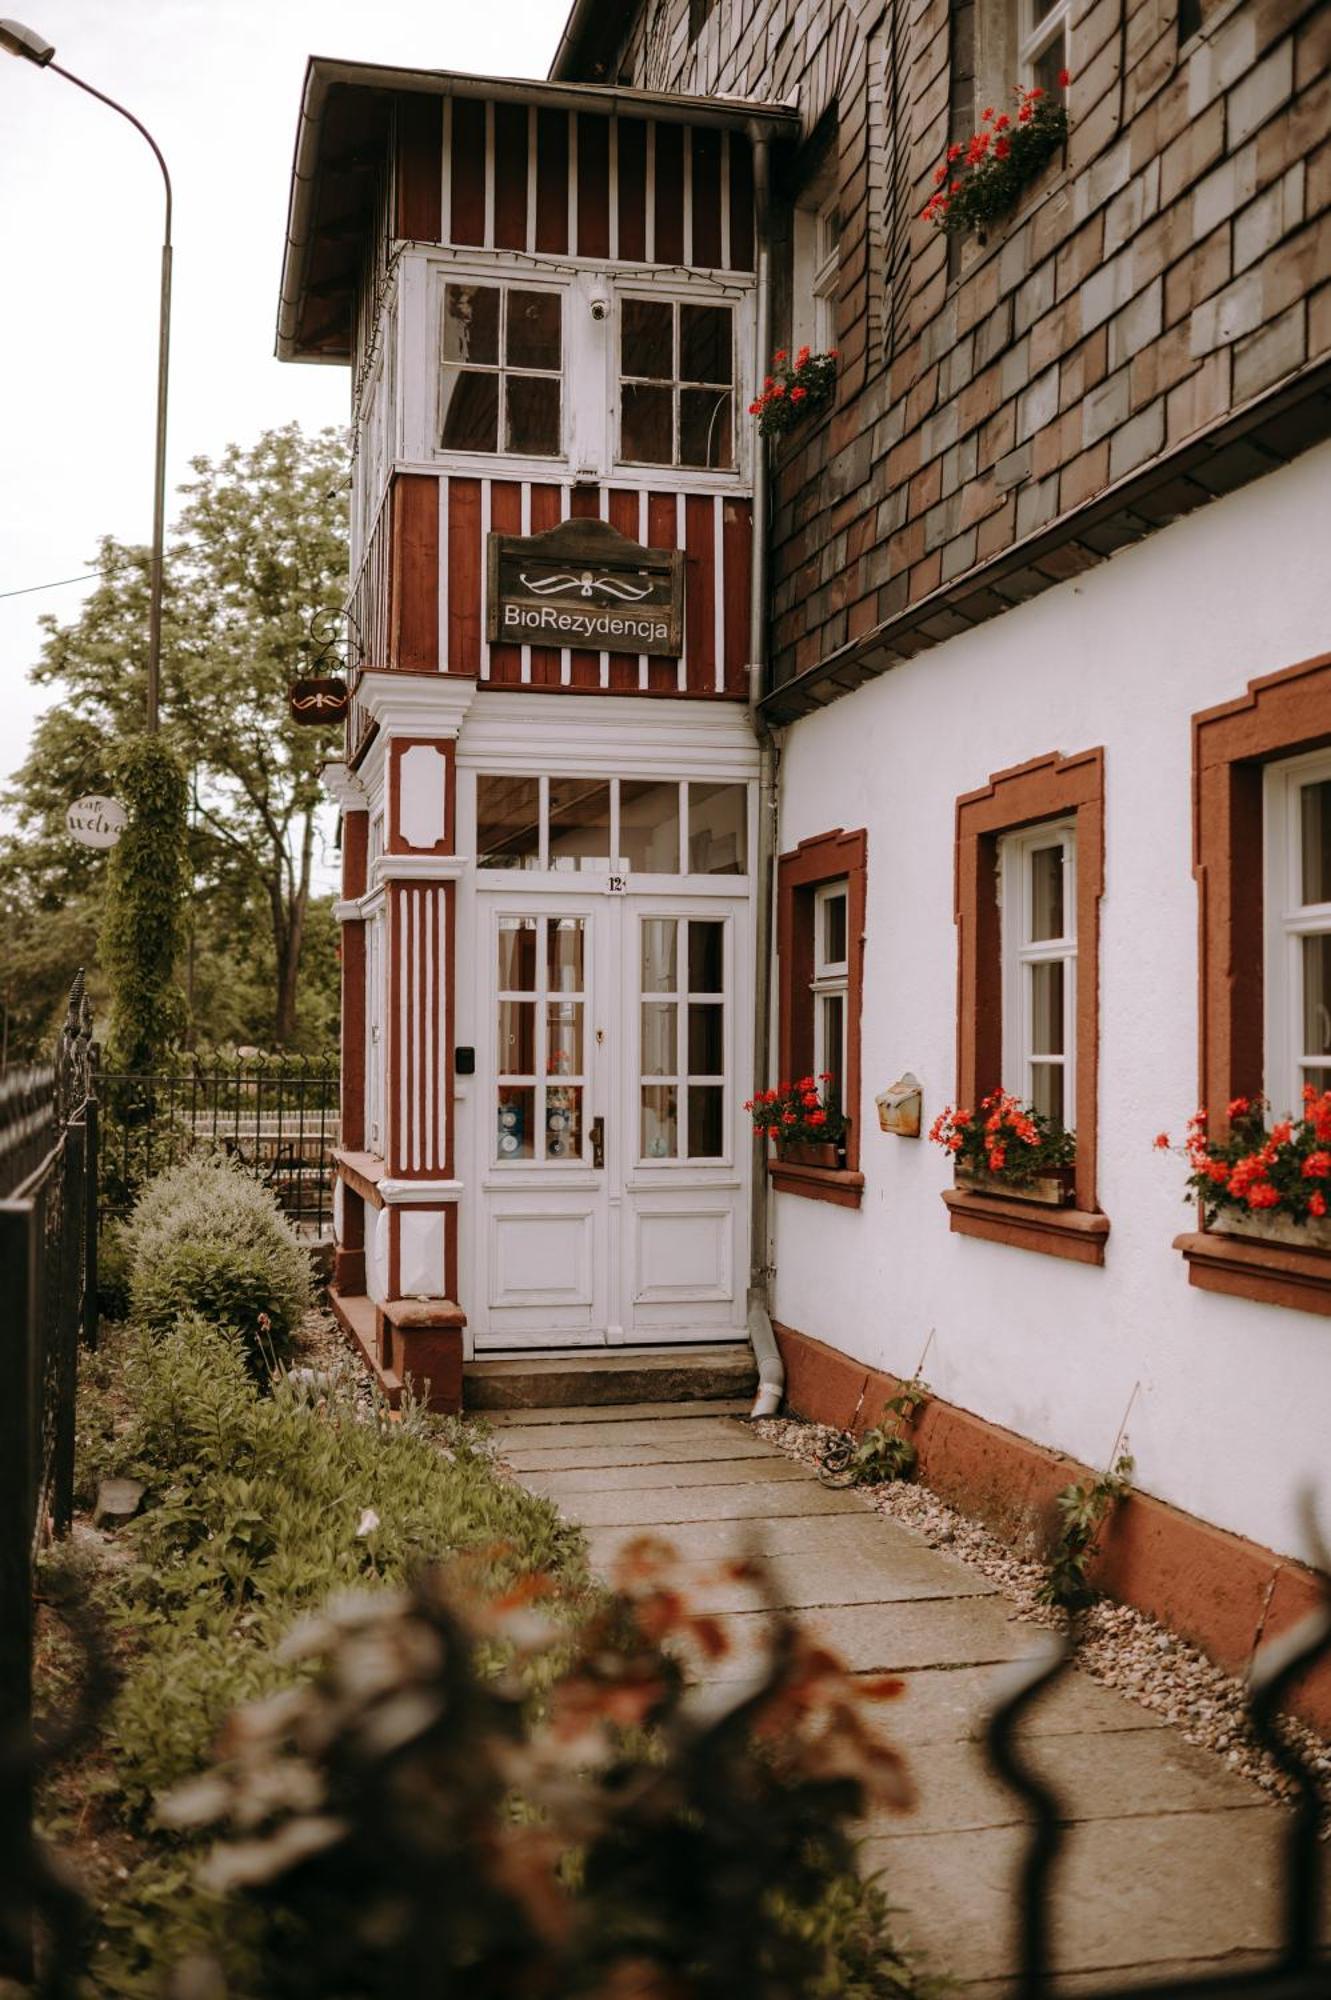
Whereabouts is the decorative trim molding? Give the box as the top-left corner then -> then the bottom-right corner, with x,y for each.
355,668 -> 479,738
768,1159 -> 865,1208
456,688 -> 761,774
374,854 -> 469,883
322,760 -> 369,812
378,1177 -> 465,1205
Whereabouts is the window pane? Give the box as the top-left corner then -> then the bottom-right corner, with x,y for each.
680,387 -> 733,469
1303,934 -> 1331,1057
641,1084 -> 678,1159
496,1085 -> 534,1160
1030,844 -> 1065,941
441,368 -> 499,452
443,284 -> 499,365
680,303 -> 732,384
1030,959 -> 1065,1056
621,297 -> 673,379
547,917 -> 584,993
641,919 -> 677,993
819,993 -> 845,1102
619,780 -> 681,872
622,382 -> 674,463
544,1085 -> 581,1159
688,1002 -> 724,1075
498,999 -> 535,1075
687,1084 -> 724,1157
688,920 -> 724,994
497,917 -> 537,991
1030,1063 -> 1064,1126
1303,1064 -> 1331,1096
822,890 -> 848,966
548,779 -> 610,870
687,782 -> 747,874
478,775 -> 540,869
641,1002 -> 677,1076
1301,781 -> 1331,905
1031,31 -> 1067,92
507,289 -> 561,370
546,1001 -> 583,1076
506,376 -> 561,455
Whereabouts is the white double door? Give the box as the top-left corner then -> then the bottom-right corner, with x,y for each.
471,885 -> 751,1348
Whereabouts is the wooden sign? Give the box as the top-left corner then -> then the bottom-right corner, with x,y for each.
66,795 -> 126,848
289,677 -> 350,725
487,517 -> 684,658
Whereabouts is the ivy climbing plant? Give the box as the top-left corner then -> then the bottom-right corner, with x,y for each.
100,736 -> 189,1072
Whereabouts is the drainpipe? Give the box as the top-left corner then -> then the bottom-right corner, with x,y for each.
745,127 -> 784,1421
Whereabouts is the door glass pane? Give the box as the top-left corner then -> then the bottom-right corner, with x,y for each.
680,387 -> 733,469
687,1085 -> 724,1158
688,1003 -> 724,1075
1303,934 -> 1331,1057
546,1001 -> 583,1076
680,304 -> 732,384
688,782 -> 747,874
641,1002 -> 677,1076
1030,1063 -> 1064,1126
619,780 -> 681,872
544,1085 -> 582,1159
506,289 -> 561,370
1030,844 -> 1065,942
497,1000 -> 535,1074
641,919 -> 678,993
688,920 -> 724,995
478,775 -> 540,869
1030,960 -> 1065,1056
1301,781 -> 1331,905
547,918 -> 584,992
496,1085 -> 534,1160
506,376 -> 561,456
641,1085 -> 678,1159
822,890 -> 847,966
621,297 -> 673,378
441,369 -> 499,452
548,779 -> 610,870
621,382 -> 673,463
443,283 -> 499,365
497,917 -> 537,991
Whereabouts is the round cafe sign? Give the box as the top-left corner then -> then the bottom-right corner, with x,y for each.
66,795 -> 127,849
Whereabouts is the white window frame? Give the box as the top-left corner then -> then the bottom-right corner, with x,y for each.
614,288 -> 739,477
1263,747 -> 1331,1118
999,821 -> 1077,1127
1018,0 -> 1071,92
793,188 -> 840,360
811,878 -> 849,1097
435,271 -> 569,467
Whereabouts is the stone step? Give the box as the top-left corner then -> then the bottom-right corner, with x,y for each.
464,1344 -> 757,1411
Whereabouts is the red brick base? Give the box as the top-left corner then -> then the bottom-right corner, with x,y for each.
774,1321 -> 1331,1733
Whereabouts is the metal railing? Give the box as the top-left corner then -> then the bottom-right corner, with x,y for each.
98,1051 -> 339,1234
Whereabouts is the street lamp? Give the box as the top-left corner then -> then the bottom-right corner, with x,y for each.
1,18 -> 172,734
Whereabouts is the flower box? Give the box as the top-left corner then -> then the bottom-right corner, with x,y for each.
955,1163 -> 1077,1207
777,1138 -> 841,1170
1210,1209 -> 1331,1253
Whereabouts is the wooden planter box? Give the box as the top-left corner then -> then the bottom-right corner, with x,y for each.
955,1163 -> 1077,1207
777,1138 -> 841,1169
1211,1209 -> 1331,1253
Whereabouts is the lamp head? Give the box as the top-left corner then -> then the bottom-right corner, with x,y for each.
0,18 -> 55,63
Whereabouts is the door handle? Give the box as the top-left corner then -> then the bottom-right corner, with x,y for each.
590,1115 -> 605,1170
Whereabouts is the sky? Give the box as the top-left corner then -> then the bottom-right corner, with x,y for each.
0,0 -> 573,861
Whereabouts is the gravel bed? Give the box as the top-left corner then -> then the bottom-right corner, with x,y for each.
753,1414 -> 1331,1820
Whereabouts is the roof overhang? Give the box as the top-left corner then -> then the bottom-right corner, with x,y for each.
277,56 -> 799,364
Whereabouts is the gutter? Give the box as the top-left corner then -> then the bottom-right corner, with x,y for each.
548,0 -> 605,81
744,128 -> 784,1421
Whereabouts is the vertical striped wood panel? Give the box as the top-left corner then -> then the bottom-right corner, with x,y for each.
646,491 -> 681,692
567,487 -> 602,690
446,478 -> 482,675
606,488 -> 644,692
683,494 -> 716,693
486,481 -> 524,685
388,882 -> 450,1178
390,474 -> 440,671
529,483 -> 564,686
396,95 -> 754,271
722,497 -> 753,698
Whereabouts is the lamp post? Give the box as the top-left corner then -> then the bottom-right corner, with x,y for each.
1,17 -> 171,733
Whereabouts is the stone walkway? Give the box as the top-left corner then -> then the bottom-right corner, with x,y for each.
493,1397 -> 1327,1995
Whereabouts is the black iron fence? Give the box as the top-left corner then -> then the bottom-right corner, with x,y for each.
98,1051 -> 339,1234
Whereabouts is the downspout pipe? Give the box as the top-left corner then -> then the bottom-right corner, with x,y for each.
745,127 -> 784,1421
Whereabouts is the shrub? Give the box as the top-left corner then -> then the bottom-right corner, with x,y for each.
126,1154 -> 311,1355
97,1218 -> 134,1323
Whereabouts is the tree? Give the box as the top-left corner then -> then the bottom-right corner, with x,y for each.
1,424 -> 348,1055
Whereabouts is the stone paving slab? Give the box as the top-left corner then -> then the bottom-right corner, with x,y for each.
542,1475 -> 869,1525
961,1952 -> 1288,1996
523,1454 -> 811,1495
704,1597 -> 1043,1677
888,1663 -> 1167,1745
480,1399 -> 753,1428
583,1509 -> 930,1564
501,1430 -> 779,1471
607,1546 -> 999,1614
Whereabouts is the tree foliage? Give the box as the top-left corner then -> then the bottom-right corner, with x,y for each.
0,424 -> 348,1058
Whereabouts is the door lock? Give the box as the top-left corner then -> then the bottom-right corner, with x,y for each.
590,1115 -> 605,1170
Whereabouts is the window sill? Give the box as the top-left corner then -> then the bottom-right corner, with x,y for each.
1174,1229 -> 1331,1317
942,1186 -> 1109,1264
769,1159 -> 864,1208
335,1148 -> 387,1209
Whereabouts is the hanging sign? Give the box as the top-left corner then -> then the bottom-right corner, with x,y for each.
66,795 -> 126,849
289,677 -> 350,725
487,517 -> 684,658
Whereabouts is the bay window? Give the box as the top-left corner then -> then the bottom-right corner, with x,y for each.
439,280 -> 563,456
619,296 -> 735,470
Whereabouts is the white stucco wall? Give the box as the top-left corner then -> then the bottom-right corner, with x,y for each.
771,438 -> 1331,1565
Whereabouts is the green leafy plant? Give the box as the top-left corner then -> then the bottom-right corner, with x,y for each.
100,735 -> 189,1071
922,83 -> 1069,237
849,1379 -> 930,1485
749,344 -> 838,437
1038,1452 -> 1134,1612
1156,1088 -> 1331,1227
929,1088 -> 1075,1186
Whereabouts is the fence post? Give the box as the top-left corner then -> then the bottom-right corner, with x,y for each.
0,1199 -> 37,1981
83,1085 -> 99,1352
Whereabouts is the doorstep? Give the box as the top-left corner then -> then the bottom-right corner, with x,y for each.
464,1343 -> 758,1411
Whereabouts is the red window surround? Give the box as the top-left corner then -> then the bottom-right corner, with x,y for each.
773,828 -> 866,1210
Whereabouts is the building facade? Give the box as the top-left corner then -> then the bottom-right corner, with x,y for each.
277,0 -> 1331,1718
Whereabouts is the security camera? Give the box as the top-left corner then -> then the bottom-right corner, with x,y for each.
589,292 -> 610,322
